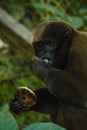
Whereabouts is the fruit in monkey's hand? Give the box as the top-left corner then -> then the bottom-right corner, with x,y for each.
9,86 -> 36,114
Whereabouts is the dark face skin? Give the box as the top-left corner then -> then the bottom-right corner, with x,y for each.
33,40 -> 57,67
32,21 -> 74,69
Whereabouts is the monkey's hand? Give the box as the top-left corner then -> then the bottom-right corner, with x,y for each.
30,57 -> 87,109
9,87 -> 36,114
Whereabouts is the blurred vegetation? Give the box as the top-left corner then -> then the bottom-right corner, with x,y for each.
0,0 -> 87,129
0,0 -> 87,30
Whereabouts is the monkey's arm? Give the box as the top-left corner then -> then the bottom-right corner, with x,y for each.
9,87 -> 58,117
30,88 -> 59,115
30,57 -> 87,109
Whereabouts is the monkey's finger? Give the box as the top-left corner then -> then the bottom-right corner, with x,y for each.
9,99 -> 23,113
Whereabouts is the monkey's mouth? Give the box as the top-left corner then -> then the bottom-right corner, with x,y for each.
43,58 -> 53,66
43,58 -> 59,69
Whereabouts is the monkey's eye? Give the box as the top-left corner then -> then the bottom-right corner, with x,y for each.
33,40 -> 57,50
38,42 -> 44,48
64,31 -> 72,41
33,41 -> 44,49
45,41 -> 57,49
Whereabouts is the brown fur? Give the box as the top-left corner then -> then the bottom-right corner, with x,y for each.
30,21 -> 87,130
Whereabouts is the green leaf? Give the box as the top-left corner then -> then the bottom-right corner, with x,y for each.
7,4 -> 25,21
83,15 -> 87,21
22,17 -> 34,30
0,104 -> 19,130
68,16 -> 84,29
78,8 -> 87,14
33,3 -> 64,16
23,122 -> 66,130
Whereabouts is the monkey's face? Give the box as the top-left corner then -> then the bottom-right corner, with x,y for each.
32,21 -> 74,69
33,40 -> 57,66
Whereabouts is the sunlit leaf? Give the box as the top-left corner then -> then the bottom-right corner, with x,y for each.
83,15 -> 87,21
68,16 -> 84,29
33,3 -> 64,16
78,8 -> 87,14
0,104 -> 19,130
23,122 -> 66,130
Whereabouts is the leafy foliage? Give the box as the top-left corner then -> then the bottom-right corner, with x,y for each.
0,0 -> 87,30
0,104 -> 18,130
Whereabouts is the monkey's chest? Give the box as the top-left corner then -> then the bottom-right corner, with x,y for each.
56,103 -> 87,130
67,56 -> 87,82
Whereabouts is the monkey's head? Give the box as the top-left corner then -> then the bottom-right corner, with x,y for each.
32,21 -> 76,69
